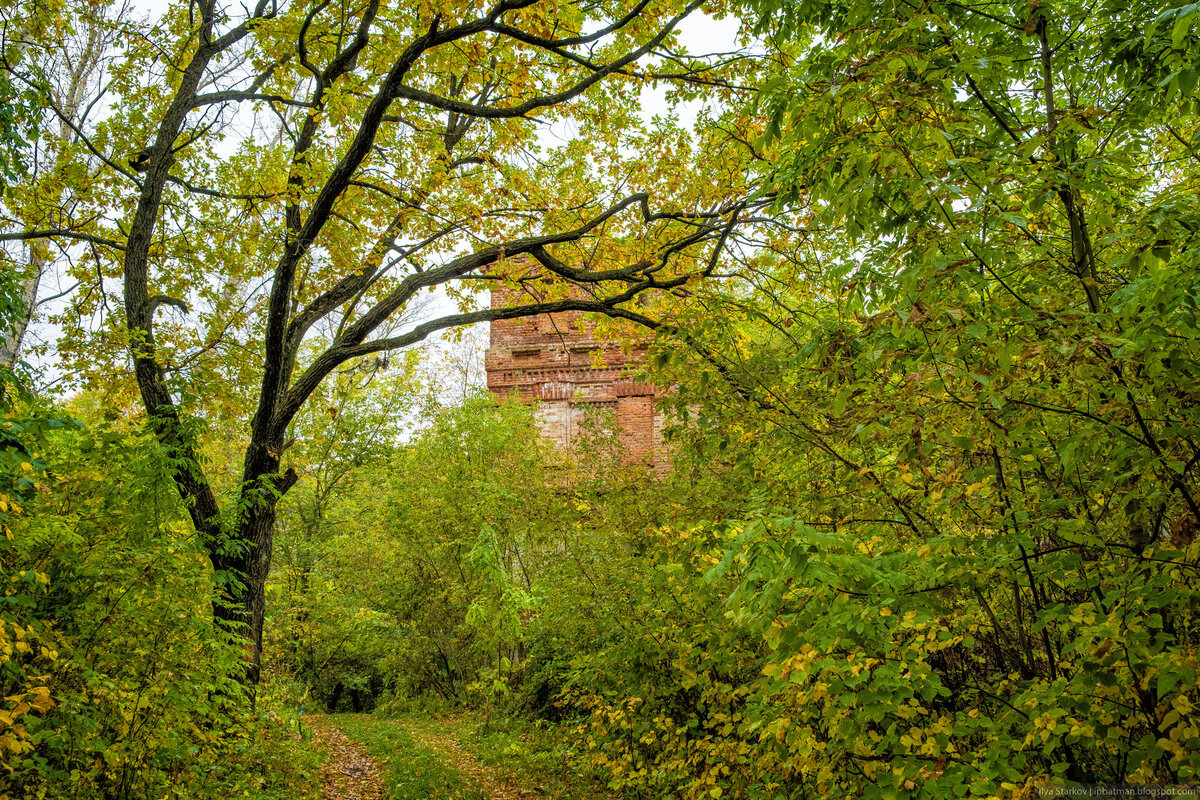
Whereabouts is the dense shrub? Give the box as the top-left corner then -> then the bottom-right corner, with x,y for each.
0,399 -> 321,799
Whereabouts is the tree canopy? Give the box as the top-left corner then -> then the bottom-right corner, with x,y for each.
3,0 -> 764,682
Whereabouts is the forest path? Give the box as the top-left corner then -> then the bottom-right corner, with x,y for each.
402,717 -> 531,800
307,715 -> 386,800
316,712 -> 611,800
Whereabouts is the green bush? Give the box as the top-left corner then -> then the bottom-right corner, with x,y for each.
0,403 -> 322,799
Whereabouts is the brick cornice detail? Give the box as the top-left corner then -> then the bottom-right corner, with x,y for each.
614,380 -> 656,397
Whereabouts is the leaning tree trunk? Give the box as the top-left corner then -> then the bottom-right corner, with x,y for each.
115,2 -> 267,684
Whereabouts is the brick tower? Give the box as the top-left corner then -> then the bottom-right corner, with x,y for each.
483,279 -> 666,467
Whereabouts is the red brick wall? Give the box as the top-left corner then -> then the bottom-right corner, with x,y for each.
484,277 -> 666,467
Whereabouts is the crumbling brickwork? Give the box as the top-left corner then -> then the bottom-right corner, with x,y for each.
484,281 -> 667,468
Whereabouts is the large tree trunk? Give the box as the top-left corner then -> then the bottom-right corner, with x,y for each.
213,504 -> 276,687
219,439 -> 296,686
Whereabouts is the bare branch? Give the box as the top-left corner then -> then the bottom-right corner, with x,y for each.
0,228 -> 126,250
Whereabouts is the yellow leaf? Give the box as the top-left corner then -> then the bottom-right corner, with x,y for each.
29,687 -> 52,714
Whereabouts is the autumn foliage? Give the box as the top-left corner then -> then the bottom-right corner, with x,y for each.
0,0 -> 1198,795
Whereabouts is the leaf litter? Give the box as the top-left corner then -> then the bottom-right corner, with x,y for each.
307,715 -> 386,800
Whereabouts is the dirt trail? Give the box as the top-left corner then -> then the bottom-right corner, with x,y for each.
404,721 -> 533,800
308,715 -> 386,800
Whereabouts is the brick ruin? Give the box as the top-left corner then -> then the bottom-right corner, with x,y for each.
483,280 -> 667,469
